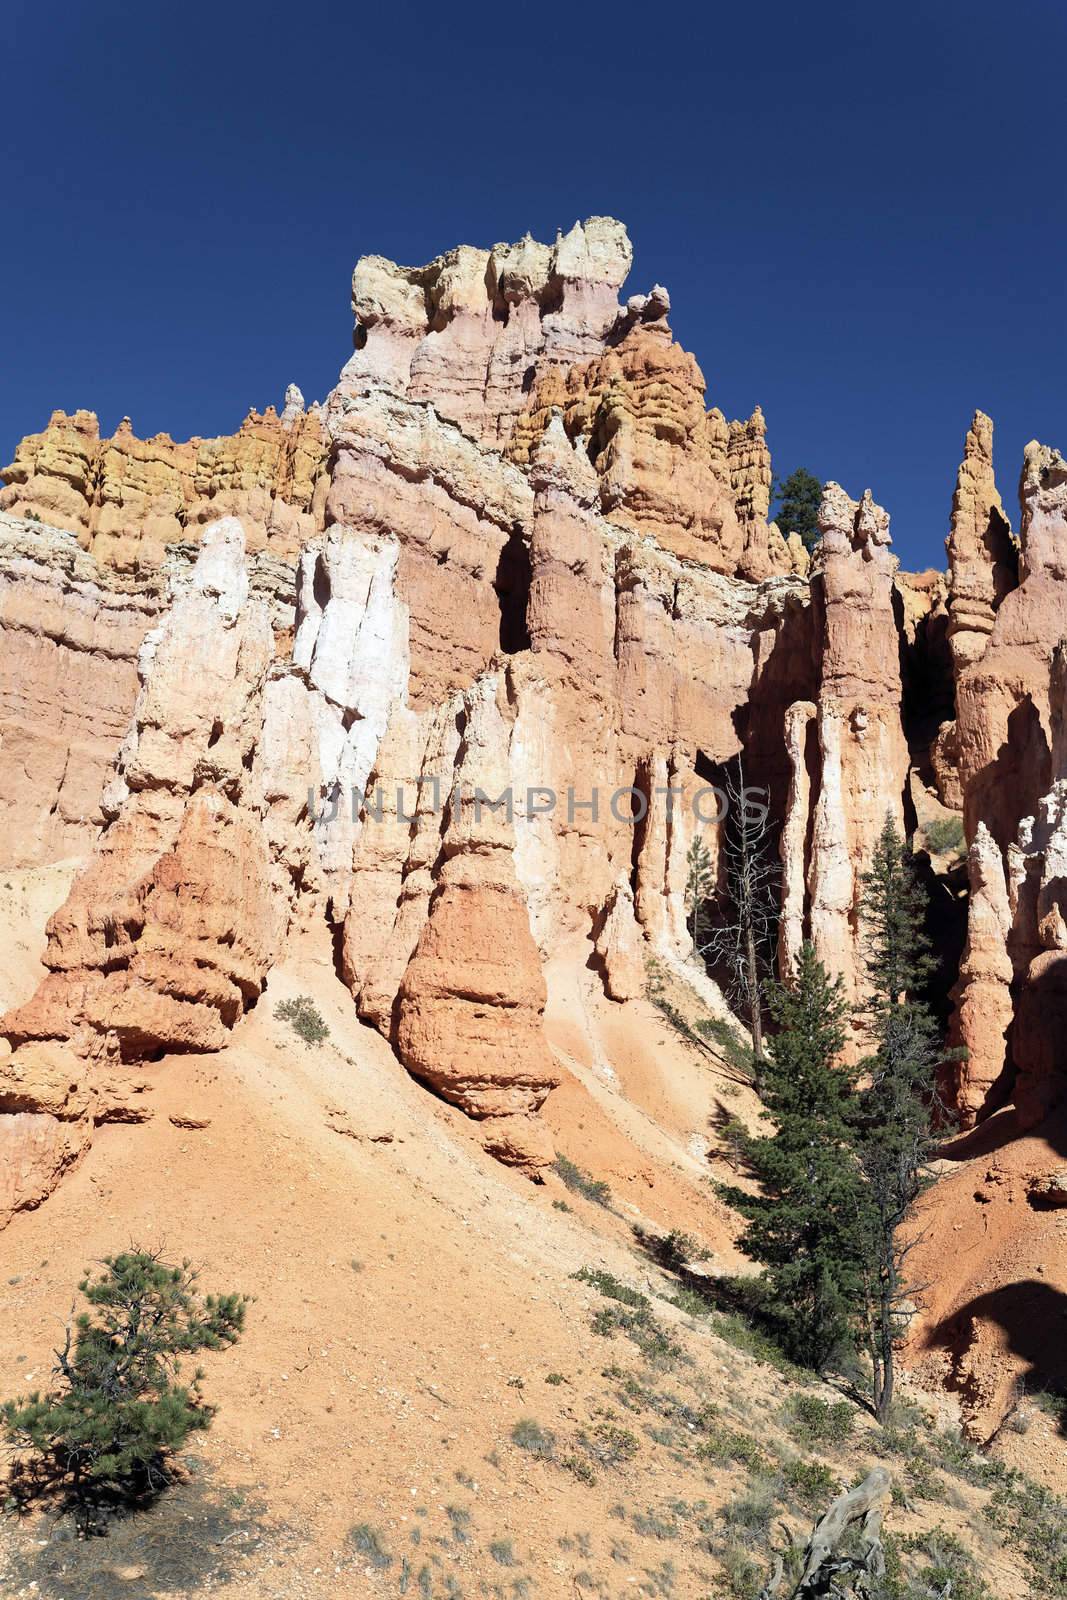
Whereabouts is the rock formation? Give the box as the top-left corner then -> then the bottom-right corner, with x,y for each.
944,411 -> 1017,673
1,213 -> 1063,1257
947,436 -> 1067,1124
778,483 -> 908,1003
340,217 -> 633,447
1,398 -> 328,567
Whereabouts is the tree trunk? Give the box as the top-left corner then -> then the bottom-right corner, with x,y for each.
759,1466 -> 891,1598
746,917 -> 764,1063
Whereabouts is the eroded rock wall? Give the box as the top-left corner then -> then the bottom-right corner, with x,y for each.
0,391 -> 328,568
948,438 -> 1067,1124
7,210 -> 1062,1236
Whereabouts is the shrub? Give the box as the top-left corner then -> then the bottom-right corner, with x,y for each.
695,1419 -> 769,1473
553,1155 -> 611,1207
716,1543 -> 764,1599
510,1418 -> 556,1459
783,1393 -> 855,1448
351,1523 -> 393,1569
924,816 -> 965,855
693,1016 -> 756,1079
561,1451 -> 597,1485
710,1308 -> 803,1378
884,1529 -> 993,1600
718,1476 -> 779,1545
633,1224 -> 710,1273
584,1421 -> 640,1467
573,1267 -> 649,1309
489,1537 -> 517,1566
782,1456 -> 835,1508
591,1303 -> 682,1366
988,1477 -> 1067,1597
274,994 -> 329,1046
902,1454 -> 946,1502
632,1506 -> 680,1540
1,1250 -> 246,1523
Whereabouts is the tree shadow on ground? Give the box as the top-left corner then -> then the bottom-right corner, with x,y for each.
1,1460 -> 270,1600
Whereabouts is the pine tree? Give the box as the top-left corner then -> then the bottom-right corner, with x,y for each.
851,816 -> 942,1422
1,1249 -> 247,1521
773,468 -> 823,553
719,943 -> 867,1371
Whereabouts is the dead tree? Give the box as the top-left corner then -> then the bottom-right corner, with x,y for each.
701,756 -> 779,1070
760,1466 -> 891,1599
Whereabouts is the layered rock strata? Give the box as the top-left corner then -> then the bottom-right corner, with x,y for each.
6,211 -> 1061,1232
0,391 -> 328,568
947,438 -> 1067,1123
778,484 -> 908,1004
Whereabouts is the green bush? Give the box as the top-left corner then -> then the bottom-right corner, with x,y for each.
989,1477 -> 1067,1597
554,1155 -> 612,1207
2,1250 -> 246,1522
693,1016 -> 756,1079
782,1456 -> 835,1508
784,1393 -> 855,1447
924,816 -> 965,855
573,1267 -> 649,1309
882,1529 -> 992,1600
695,1420 -> 769,1473
584,1421 -> 640,1467
274,994 -> 330,1046
717,1475 -> 779,1545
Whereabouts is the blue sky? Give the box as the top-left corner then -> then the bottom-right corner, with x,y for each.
4,0 -> 1065,571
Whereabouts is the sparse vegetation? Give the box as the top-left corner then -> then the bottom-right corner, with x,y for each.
553,1154 -> 612,1207
350,1522 -> 394,1569
273,993 -> 329,1046
509,1418 -> 556,1459
693,1015 -> 756,1079
2,1249 -> 246,1528
924,815 -> 965,855
783,1393 -> 855,1448
583,1421 -> 640,1467
695,1421 -> 769,1473
781,1455 -> 836,1508
988,1476 -> 1067,1597
574,1266 -> 649,1309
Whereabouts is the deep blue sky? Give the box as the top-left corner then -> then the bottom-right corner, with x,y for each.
4,0 -> 1065,570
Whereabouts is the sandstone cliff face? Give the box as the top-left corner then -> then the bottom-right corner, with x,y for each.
945,411 -> 1017,674
778,483 -> 908,1005
948,437 -> 1067,1124
339,218 -> 633,448
0,392 -> 328,568
0,513 -> 166,866
3,212 -> 1061,1246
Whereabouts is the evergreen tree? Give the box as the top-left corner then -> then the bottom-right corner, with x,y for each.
2,1249 -> 247,1520
851,817 -> 942,1422
773,468 -> 823,553
719,943 -> 867,1371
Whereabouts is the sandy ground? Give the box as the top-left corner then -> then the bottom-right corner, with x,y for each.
0,898 -> 1060,1598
